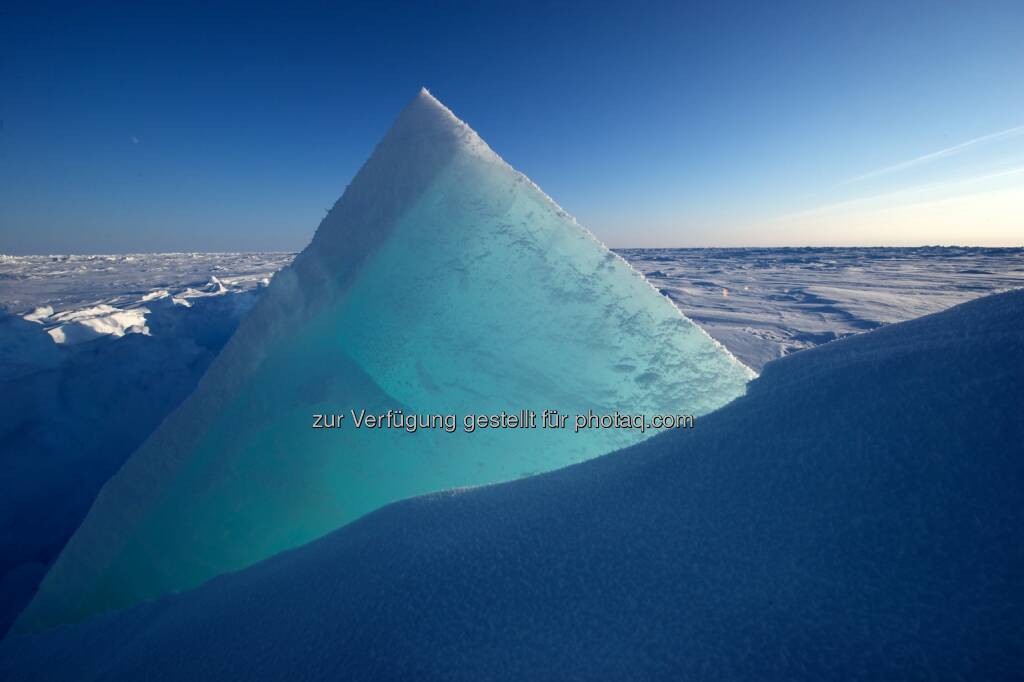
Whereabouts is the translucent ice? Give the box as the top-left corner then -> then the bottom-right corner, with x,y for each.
17,89 -> 751,632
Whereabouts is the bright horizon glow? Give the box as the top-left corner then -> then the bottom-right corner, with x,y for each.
1,2 -> 1022,254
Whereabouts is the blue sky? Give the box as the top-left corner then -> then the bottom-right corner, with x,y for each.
1,0 -> 1021,253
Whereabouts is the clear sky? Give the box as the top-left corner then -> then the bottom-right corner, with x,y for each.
1,0 -> 1021,254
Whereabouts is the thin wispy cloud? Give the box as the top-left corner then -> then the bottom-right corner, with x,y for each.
776,164 -> 1024,222
841,124 -> 1024,185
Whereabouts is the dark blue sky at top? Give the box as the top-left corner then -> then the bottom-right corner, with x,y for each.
1,0 -> 1022,253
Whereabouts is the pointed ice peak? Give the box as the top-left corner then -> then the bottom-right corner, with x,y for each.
414,87 -> 455,119
393,87 -> 460,132
298,88 -> 497,269
379,88 -> 492,162
415,87 -> 449,115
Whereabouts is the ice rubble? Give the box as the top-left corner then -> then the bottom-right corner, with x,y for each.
40,305 -> 150,344
2,288 -> 1020,680
17,276 -> 243,345
15,89 -> 751,632
0,252 -> 289,314
0,287 -> 262,637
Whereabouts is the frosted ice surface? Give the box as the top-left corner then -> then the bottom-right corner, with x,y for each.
16,90 -> 751,631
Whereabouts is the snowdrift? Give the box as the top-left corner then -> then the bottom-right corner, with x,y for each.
17,89 -> 751,632
3,289 -> 1021,680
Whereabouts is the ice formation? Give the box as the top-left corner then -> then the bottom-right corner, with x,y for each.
16,89 -> 751,632
2,289 -> 1020,680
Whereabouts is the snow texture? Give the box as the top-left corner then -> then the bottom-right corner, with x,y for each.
2,289 -> 1021,681
0,252 -> 288,314
14,90 -> 751,632
622,246 -> 1024,371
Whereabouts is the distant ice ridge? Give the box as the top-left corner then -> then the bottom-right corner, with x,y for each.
0,252 -> 289,313
28,277 -> 236,344
15,89 -> 752,632
2,289 -> 1020,680
1,253 -> 289,345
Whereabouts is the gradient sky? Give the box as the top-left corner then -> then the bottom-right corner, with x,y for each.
1,0 -> 1022,254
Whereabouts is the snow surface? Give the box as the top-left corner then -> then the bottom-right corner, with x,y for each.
13,90 -> 751,633
0,252 -> 288,313
2,289 -> 1020,680
0,253 -> 288,345
622,246 -> 1024,371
